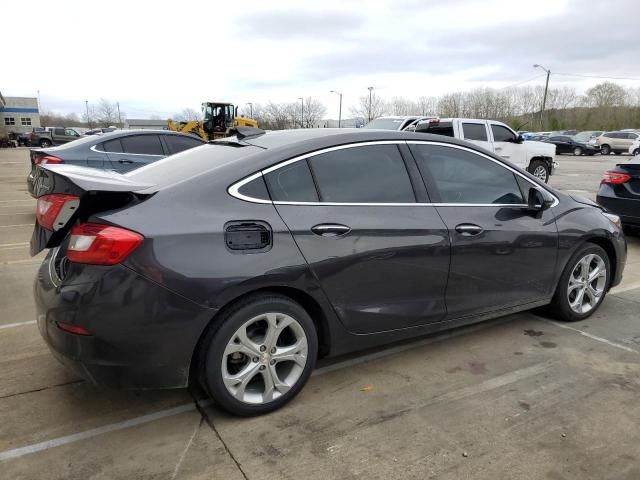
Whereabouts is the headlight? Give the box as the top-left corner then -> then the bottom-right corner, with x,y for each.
601,211 -> 622,229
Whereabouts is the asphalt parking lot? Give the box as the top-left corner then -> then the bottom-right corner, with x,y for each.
1,148 -> 640,479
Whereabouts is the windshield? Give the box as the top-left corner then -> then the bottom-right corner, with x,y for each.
203,103 -> 234,124
364,118 -> 405,130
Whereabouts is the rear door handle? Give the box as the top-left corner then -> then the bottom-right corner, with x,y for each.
311,224 -> 351,237
455,223 -> 484,236
118,159 -> 134,164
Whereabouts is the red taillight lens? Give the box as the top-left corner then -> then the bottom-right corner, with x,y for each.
38,155 -> 63,165
67,223 -> 144,265
56,322 -> 91,336
36,194 -> 80,231
601,171 -> 631,184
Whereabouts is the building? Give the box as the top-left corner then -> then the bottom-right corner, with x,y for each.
0,92 -> 40,138
124,119 -> 168,130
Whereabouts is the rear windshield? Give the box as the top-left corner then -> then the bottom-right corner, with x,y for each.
364,118 -> 405,130
125,143 -> 261,189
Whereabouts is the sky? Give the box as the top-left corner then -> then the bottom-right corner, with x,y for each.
3,0 -> 638,120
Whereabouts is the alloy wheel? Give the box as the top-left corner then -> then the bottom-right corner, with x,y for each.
573,147 -> 582,156
533,165 -> 548,182
567,253 -> 607,314
221,312 -> 308,404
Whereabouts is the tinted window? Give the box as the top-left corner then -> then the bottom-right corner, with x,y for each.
54,128 -> 65,136
237,175 -> 270,201
163,135 -> 204,154
462,123 -> 488,141
491,125 -> 516,142
410,144 -> 524,205
265,161 -> 319,202
627,133 -> 639,140
308,145 -> 415,203
549,136 -> 563,141
102,138 -> 123,153
120,135 -> 164,155
416,121 -> 454,137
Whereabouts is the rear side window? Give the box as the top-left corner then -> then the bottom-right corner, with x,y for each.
491,125 -> 516,142
54,128 -> 65,136
410,144 -> 524,205
163,135 -> 204,154
120,135 -> 164,155
416,121 -> 454,137
308,145 -> 415,203
102,139 -> 123,153
237,175 -> 270,201
462,123 -> 488,141
265,161 -> 319,202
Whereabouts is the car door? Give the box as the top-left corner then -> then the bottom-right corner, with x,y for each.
489,123 -> 528,169
460,121 -> 492,152
105,134 -> 166,172
265,142 -> 451,334
550,136 -> 570,154
408,142 -> 558,319
63,128 -> 80,144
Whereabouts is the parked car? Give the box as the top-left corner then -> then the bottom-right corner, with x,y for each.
573,131 -> 604,144
595,131 -> 640,155
27,129 -> 205,196
409,118 -> 557,183
30,127 -> 82,148
31,128 -> 625,416
364,116 -> 436,131
84,127 -> 118,136
597,156 -> 640,227
543,135 -> 599,156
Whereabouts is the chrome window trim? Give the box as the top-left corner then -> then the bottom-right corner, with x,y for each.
90,142 -> 165,157
228,140 -> 559,208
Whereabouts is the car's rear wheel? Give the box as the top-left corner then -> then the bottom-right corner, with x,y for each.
529,160 -> 549,183
548,244 -> 610,322
600,144 -> 611,155
39,139 -> 51,148
201,294 -> 318,416
573,147 -> 583,156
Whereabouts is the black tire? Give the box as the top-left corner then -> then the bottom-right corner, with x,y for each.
528,159 -> 549,183
633,149 -> 640,156
600,144 -> 611,155
548,244 -> 610,322
201,294 -> 318,416
573,147 -> 583,156
39,139 -> 51,148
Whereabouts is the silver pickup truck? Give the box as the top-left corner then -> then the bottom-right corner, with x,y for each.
30,127 -> 82,148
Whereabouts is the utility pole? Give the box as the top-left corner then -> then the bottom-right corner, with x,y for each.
117,102 -> 122,127
367,86 -> 374,122
298,97 -> 304,128
246,102 -> 253,118
533,64 -> 550,130
85,100 -> 91,128
330,90 -> 342,128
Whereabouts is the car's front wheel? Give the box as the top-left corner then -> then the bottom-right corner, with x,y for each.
573,147 -> 583,156
600,144 -> 611,155
39,139 -> 51,148
201,294 -> 318,416
529,160 -> 549,183
633,148 -> 640,156
548,244 -> 610,322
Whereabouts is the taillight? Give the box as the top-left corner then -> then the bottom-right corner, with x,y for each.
56,322 -> 91,336
38,155 -> 63,165
601,171 -> 631,184
36,194 -> 80,231
67,223 -> 144,265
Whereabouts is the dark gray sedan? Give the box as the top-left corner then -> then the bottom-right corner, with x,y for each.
27,129 -> 205,196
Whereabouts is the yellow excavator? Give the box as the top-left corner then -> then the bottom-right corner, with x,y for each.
167,102 -> 258,141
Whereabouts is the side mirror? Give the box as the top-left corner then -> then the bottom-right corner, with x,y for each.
527,187 -> 553,212
516,134 -> 524,143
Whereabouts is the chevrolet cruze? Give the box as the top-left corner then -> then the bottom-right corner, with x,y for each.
32,128 -> 626,416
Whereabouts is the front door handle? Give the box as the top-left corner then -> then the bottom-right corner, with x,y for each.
311,224 -> 351,237
455,223 -> 484,236
118,159 -> 134,164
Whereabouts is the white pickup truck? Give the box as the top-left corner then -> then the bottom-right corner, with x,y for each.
407,118 -> 557,183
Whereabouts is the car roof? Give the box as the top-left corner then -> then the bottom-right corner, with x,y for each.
95,129 -> 204,140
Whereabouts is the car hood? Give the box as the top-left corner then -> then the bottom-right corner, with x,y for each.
524,140 -> 556,156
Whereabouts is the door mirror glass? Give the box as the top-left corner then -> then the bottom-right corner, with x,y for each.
527,187 -> 552,211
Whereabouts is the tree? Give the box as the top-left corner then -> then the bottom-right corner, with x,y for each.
302,97 -> 327,128
175,108 -> 201,122
95,98 -> 120,127
585,82 -> 626,108
349,93 -> 387,121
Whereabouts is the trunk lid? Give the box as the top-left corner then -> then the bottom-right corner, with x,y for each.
30,164 -> 156,255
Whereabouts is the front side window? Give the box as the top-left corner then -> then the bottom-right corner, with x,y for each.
265,160 -> 319,202
410,144 -> 524,205
120,135 -> 164,155
491,124 -> 516,142
65,128 -> 79,136
21,117 -> 32,126
4,117 -> 15,126
308,144 -> 415,203
462,123 -> 488,141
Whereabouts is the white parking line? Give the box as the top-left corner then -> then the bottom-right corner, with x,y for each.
0,320 -> 36,330
0,403 -> 197,462
544,320 -> 638,354
0,224 -> 32,228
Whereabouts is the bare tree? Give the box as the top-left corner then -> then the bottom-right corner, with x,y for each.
349,93 -> 387,121
95,98 -> 119,127
175,108 -> 201,122
585,82 -> 627,108
302,97 -> 327,128
416,96 -> 438,116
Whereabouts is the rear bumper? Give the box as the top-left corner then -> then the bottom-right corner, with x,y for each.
35,250 -> 216,389
597,193 -> 640,226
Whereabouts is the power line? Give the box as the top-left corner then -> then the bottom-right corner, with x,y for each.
554,72 -> 640,81
500,74 -> 546,90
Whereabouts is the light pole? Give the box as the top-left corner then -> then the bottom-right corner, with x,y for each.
117,102 -> 122,127
298,97 -> 304,128
367,86 -> 374,122
246,102 -> 253,118
533,64 -> 551,130
85,100 -> 91,128
330,90 -> 342,128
